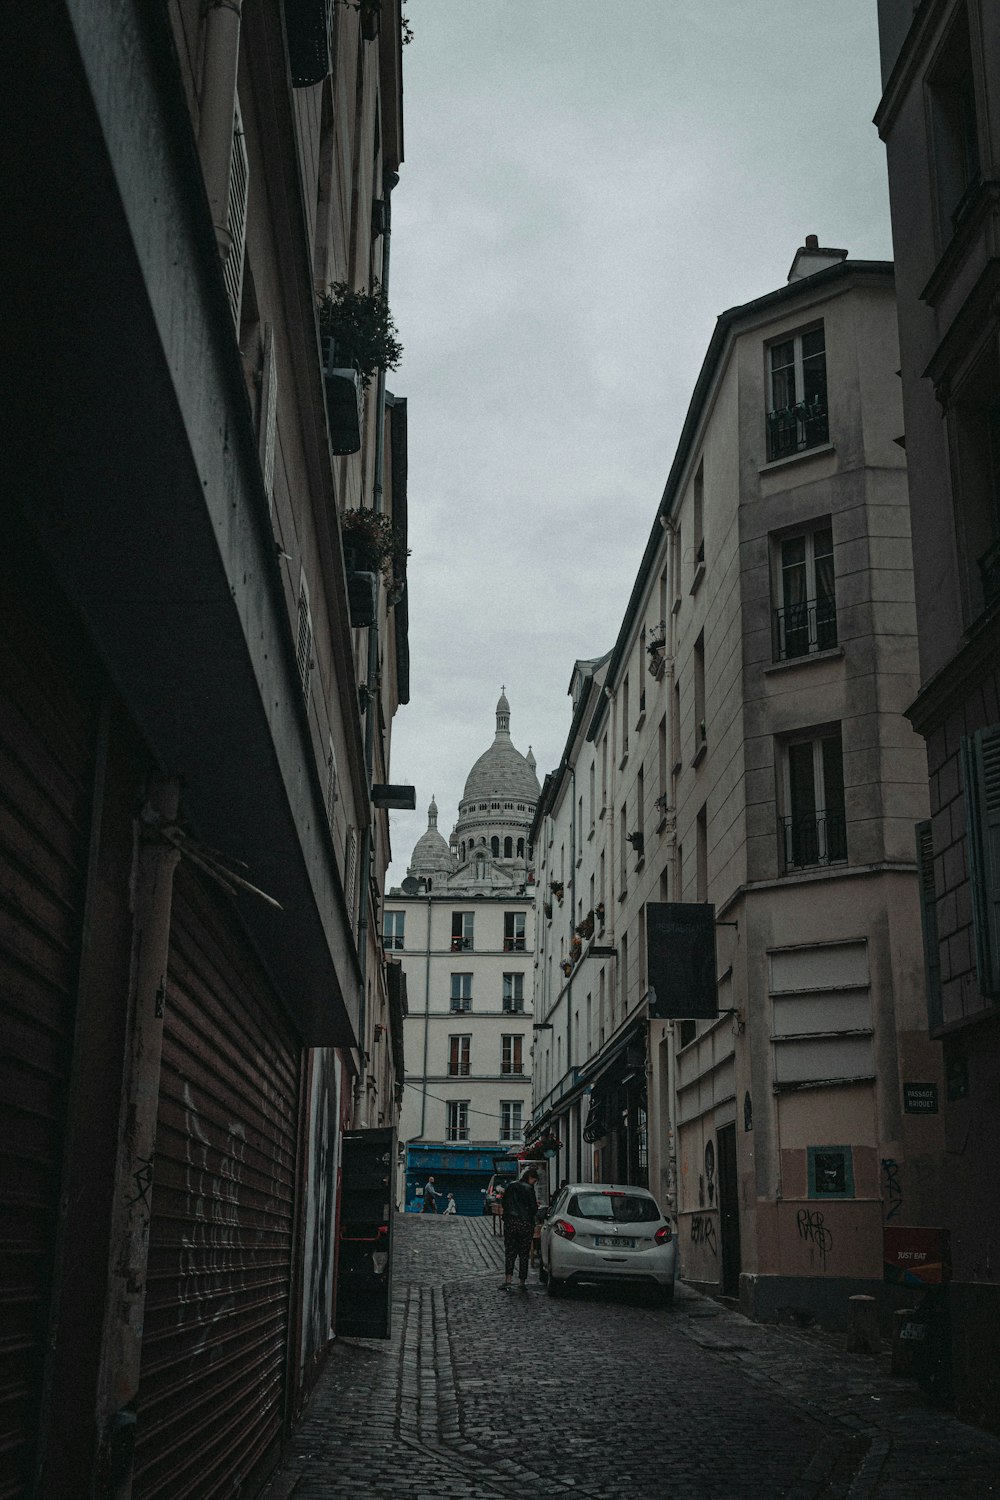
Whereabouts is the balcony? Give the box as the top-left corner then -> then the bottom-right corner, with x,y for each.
781,811 -> 847,871
451,936 -> 472,952
766,400 -> 829,462
502,937 -> 526,952
772,598 -> 838,661
502,1000 -> 525,1014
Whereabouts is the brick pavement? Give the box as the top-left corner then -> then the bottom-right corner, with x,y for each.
263,1214 -> 1000,1500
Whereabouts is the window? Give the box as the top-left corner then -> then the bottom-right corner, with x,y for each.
693,632 -> 706,753
325,738 -> 338,827
448,1035 -> 471,1077
383,911 -> 405,950
622,675 -> 630,759
766,324 -> 829,461
503,912 -> 526,951
658,715 -> 667,817
446,1101 -> 469,1142
491,836 -> 500,857
499,1101 -> 523,1143
504,836 -> 513,858
601,735 -> 608,811
589,763 -> 595,829
619,802 -> 627,889
450,973 -> 473,1012
774,523 -> 837,659
782,730 -> 847,870
636,764 -> 645,850
961,725 -> 1000,997
451,911 -> 474,952
502,973 -> 525,1013
951,350 -> 1000,619
224,96 -> 249,327
696,803 -> 708,903
501,1034 -> 524,1075
928,7 -> 980,234
693,458 -> 705,567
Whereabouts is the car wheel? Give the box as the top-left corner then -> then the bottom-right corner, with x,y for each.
546,1272 -> 564,1297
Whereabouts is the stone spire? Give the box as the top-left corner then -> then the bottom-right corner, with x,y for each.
496,687 -> 510,737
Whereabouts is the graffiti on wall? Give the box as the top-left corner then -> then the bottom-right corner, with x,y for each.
881,1157 -> 903,1222
690,1214 -> 718,1256
796,1208 -> 832,1259
301,1052 -> 339,1365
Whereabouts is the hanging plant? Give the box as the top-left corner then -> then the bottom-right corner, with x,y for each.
576,911 -> 595,940
549,879 -> 564,904
340,508 -> 409,584
317,281 -> 402,389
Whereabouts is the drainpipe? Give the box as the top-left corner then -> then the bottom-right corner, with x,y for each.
197,0 -> 243,259
355,170 -> 399,1067
417,893 -> 432,1139
96,777 -> 181,1499
659,512 -> 679,1215
564,763 -> 577,1180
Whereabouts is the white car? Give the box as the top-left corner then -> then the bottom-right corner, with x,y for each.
538,1183 -> 676,1305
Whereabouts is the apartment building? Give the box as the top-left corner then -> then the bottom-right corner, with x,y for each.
2,1 -> 409,1493
876,0 -> 1000,1431
387,695 -> 538,1211
531,243 -> 944,1328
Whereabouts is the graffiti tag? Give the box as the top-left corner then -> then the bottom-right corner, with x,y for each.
690,1214 -> 718,1256
796,1208 -> 832,1256
881,1158 -> 903,1222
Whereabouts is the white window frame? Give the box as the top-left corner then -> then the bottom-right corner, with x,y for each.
448,1034 -> 471,1077
781,731 -> 846,870
383,910 -> 405,951
502,972 -> 525,1012
774,522 -> 837,660
501,1034 -> 524,1075
446,1100 -> 469,1142
499,1100 -> 523,1144
450,973 -> 473,1012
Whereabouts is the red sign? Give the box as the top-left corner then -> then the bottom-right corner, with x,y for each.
883,1225 -> 946,1286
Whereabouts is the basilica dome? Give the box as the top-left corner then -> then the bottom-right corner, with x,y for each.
461,691 -> 541,806
407,796 -> 454,879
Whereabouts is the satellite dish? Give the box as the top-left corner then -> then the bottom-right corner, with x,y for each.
401,877 -> 419,894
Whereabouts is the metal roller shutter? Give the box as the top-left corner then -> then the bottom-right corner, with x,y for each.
133,866 -> 300,1499
0,583 -> 94,1500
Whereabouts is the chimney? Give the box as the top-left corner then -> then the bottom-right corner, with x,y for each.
787,234 -> 848,283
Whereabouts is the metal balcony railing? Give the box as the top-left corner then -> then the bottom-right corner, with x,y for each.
781,811 -> 847,871
451,935 -> 473,952
766,400 -> 829,462
773,597 -> 838,661
502,937 -> 526,952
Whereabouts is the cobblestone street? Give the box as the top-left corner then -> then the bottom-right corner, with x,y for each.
263,1216 -> 999,1500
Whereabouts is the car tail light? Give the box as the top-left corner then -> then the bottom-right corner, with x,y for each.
654,1225 -> 673,1244
553,1219 -> 576,1239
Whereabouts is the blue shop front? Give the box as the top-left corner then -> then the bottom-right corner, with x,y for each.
405,1144 -> 518,1216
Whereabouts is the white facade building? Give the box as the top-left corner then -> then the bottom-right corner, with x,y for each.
531,245 -> 945,1328
386,693 -> 539,1212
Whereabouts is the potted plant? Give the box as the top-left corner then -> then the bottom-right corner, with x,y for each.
576,911 -> 595,940
340,508 -> 408,625
317,281 -> 402,454
543,900 -> 553,920
549,879 -> 564,904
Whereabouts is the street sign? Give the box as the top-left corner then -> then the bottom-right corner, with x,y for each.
903,1082 -> 938,1114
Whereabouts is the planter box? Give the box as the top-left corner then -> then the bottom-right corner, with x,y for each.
321,336 -> 363,455
284,0 -> 332,87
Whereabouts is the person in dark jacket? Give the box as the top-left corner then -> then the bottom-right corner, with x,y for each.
499,1167 -> 539,1290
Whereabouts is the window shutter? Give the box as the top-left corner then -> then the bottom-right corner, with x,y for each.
915,820 -> 944,1031
296,583 -> 313,712
224,96 -> 249,327
962,727 -> 1000,996
325,740 -> 338,826
259,322 -> 278,508
345,827 -> 358,928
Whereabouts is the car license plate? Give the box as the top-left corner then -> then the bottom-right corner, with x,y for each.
595,1235 -> 635,1248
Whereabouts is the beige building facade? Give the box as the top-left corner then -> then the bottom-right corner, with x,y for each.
531,246 -> 945,1327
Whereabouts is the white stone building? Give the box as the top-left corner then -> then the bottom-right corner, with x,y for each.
531,244 -> 946,1328
386,693 -> 539,1212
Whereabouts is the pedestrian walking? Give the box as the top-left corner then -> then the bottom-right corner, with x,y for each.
443,1193 -> 457,1215
422,1175 -> 441,1213
499,1166 -> 539,1291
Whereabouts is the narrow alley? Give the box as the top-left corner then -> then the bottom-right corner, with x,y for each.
263,1216 -> 1000,1500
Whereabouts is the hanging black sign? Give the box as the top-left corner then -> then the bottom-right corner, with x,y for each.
646,902 -> 718,1019
335,1127 -> 395,1339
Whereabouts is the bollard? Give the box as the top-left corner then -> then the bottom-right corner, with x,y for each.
845,1294 -> 881,1355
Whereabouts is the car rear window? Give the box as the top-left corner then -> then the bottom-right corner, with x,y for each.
569,1192 -> 660,1223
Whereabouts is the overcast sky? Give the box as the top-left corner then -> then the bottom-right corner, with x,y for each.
384,0 -> 894,889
